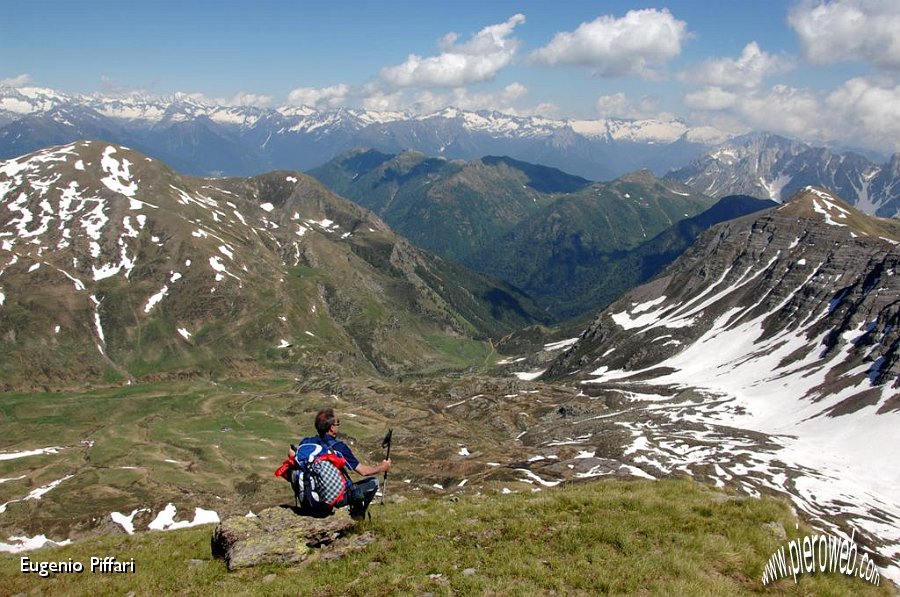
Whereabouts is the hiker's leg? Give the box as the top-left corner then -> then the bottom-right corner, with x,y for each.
355,477 -> 379,507
346,477 -> 379,519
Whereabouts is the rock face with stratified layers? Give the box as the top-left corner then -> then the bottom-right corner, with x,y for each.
547,186 -> 900,405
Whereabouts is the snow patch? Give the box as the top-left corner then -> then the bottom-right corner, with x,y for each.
144,286 -> 169,313
543,337 -> 579,351
110,508 -> 150,535
0,446 -> 65,461
0,475 -> 75,514
513,370 -> 544,381
148,504 -> 220,531
0,535 -> 72,553
515,468 -> 561,487
100,146 -> 138,197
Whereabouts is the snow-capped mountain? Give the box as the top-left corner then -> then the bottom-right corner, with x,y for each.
0,86 -> 725,180
0,141 -> 546,389
550,185 -> 899,396
7,86 -> 899,219
668,133 -> 900,218
540,187 -> 900,579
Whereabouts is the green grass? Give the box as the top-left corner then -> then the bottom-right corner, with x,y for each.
289,265 -> 321,279
0,478 -> 891,596
419,330 -> 494,371
0,380 -> 308,524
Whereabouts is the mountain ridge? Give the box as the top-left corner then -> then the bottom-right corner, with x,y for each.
547,185 -> 900,386
311,148 -> 720,319
0,141 -> 547,390
530,185 -> 900,579
5,87 -> 899,218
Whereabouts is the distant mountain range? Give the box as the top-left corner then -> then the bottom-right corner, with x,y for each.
668,133 -> 900,218
3,87 -> 898,220
0,86 -> 728,181
0,141 -> 548,390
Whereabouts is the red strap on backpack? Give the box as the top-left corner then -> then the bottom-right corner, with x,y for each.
274,457 -> 294,480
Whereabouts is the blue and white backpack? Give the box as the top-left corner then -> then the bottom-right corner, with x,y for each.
291,436 -> 351,512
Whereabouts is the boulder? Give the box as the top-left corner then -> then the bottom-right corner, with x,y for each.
211,506 -> 373,570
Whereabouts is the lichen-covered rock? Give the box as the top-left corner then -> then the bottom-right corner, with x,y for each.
211,506 -> 370,570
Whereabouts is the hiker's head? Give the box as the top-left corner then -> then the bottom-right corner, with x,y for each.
315,408 -> 340,437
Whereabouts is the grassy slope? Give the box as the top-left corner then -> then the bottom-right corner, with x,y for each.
0,479 -> 891,596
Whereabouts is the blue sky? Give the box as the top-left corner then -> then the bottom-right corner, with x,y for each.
3,1 -> 899,153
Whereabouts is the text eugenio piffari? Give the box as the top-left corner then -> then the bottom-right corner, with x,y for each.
21,556 -> 135,577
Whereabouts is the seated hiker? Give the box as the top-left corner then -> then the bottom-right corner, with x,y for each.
288,408 -> 391,519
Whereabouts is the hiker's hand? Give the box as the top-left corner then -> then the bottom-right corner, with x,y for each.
381,459 -> 392,473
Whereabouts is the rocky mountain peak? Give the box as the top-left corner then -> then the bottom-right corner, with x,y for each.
779,186 -> 900,240
547,184 -> 899,394
669,134 -> 900,218
1,85 -> 732,180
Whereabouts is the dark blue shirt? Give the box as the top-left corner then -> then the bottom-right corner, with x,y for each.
299,434 -> 359,471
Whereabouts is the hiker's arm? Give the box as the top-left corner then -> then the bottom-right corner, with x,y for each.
354,459 -> 391,477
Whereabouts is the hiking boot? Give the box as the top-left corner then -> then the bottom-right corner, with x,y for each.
349,499 -> 367,520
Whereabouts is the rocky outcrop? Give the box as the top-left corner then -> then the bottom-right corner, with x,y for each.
211,507 -> 374,571
547,187 -> 900,400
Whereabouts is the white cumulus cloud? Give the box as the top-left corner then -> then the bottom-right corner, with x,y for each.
683,86 -> 739,111
685,77 -> 900,154
361,89 -> 405,112
0,74 -> 32,88
595,93 -> 667,119
286,84 -> 349,108
529,9 -> 688,78
789,0 -> 900,70
735,85 -> 823,138
824,77 -> 900,150
380,14 -> 525,88
453,82 -> 526,111
225,92 -> 273,107
359,82 -> 552,117
680,42 -> 790,89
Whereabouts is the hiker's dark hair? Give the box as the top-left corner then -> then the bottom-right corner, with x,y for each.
315,408 -> 336,436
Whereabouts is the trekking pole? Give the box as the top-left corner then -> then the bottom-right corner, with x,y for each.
380,428 -> 393,505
